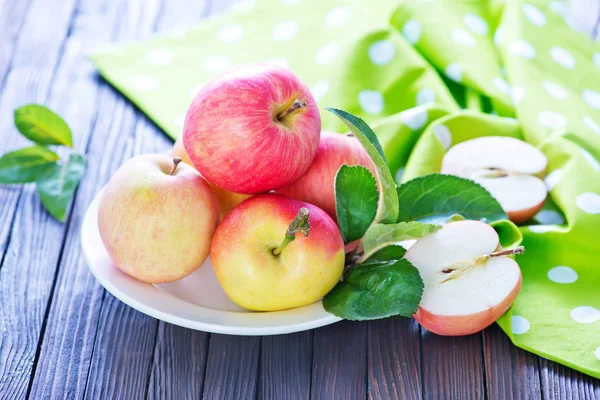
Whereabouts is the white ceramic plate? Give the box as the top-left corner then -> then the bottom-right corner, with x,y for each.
81,188 -> 341,336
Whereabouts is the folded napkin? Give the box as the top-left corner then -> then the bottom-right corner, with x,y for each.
92,0 -> 600,378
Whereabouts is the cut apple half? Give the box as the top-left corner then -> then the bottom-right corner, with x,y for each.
441,136 -> 548,224
405,220 -> 522,336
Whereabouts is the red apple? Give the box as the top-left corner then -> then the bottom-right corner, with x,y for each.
183,63 -> 321,194
276,131 -> 375,220
210,194 -> 345,311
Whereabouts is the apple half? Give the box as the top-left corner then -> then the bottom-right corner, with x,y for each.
404,220 -> 522,336
441,136 -> 548,224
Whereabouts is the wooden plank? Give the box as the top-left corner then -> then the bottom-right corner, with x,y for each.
202,335 -> 260,399
482,324 -> 541,399
260,332 -> 313,400
420,329 -> 486,400
0,0 -> 33,88
311,321 -> 367,400
367,318 -> 422,400
539,358 -> 600,399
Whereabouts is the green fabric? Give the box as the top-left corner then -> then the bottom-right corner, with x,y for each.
92,0 -> 600,378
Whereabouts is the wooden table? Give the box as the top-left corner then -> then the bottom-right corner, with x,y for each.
0,0 -> 599,398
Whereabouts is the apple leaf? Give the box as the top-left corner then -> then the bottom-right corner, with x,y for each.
323,258 -> 423,320
335,165 -> 379,243
14,104 -> 73,147
36,154 -> 86,221
327,108 -> 398,224
360,244 -> 406,267
396,174 -> 507,223
490,219 -> 523,249
0,145 -> 60,184
361,221 -> 440,261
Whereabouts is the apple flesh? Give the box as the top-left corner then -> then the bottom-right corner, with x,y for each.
210,194 -> 345,311
276,131 -> 375,220
172,137 -> 251,219
441,136 -> 548,224
98,154 -> 220,283
184,63 -> 321,194
404,220 -> 522,336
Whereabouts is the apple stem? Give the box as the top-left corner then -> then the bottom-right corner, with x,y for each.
481,167 -> 509,178
489,246 -> 525,258
440,246 -> 525,283
170,158 -> 182,176
272,207 -> 311,256
276,99 -> 307,121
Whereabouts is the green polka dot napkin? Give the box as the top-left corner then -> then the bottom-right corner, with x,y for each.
91,0 -> 600,378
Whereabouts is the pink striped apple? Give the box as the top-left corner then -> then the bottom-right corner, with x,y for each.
183,63 -> 321,194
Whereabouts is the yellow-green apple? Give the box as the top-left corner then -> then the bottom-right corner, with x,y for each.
276,131 -> 375,220
183,63 -> 321,194
405,220 -> 523,336
210,194 -> 345,311
441,136 -> 547,224
172,137 -> 250,219
98,154 -> 219,283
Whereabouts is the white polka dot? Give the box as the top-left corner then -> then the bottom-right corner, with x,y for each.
538,111 -> 567,129
310,80 -> 329,103
174,114 -> 186,130
395,167 -> 406,183
368,40 -> 396,66
542,81 -> 568,99
451,28 -> 476,47
266,57 -> 290,68
594,53 -> 600,69
272,20 -> 298,41
402,20 -> 422,44
548,266 -> 578,284
217,24 -> 244,42
511,86 -> 525,105
400,108 -> 428,130
325,5 -> 350,27
512,316 -> 530,334
433,124 -> 452,149
545,168 -> 564,191
522,4 -> 547,26
595,346 -> 600,360
416,88 -> 436,106
315,42 -> 339,65
550,0 -> 569,18
509,40 -> 536,59
571,306 -> 600,324
358,90 -> 384,114
550,47 -> 575,69
145,48 -> 174,66
583,116 -> 600,136
494,25 -> 504,47
189,84 -> 204,99
203,56 -> 231,72
576,192 -> 600,214
580,149 -> 600,171
529,225 -> 559,233
582,89 -> 600,110
535,210 -> 564,225
445,63 -> 463,82
130,75 -> 158,91
463,14 -> 488,35
493,77 -> 511,95
234,0 -> 255,11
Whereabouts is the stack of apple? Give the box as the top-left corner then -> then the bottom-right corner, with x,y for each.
98,64 -> 373,311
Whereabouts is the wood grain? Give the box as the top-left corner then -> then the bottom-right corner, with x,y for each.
367,318 -> 422,400
539,357 -> 600,400
420,329 -> 486,400
311,321 -> 367,400
0,0 -> 32,90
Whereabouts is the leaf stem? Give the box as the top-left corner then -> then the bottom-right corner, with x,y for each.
272,207 -> 310,256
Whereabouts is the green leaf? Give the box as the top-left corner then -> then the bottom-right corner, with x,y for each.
335,165 -> 379,243
323,259 -> 423,320
0,145 -> 60,183
361,222 -> 440,261
490,219 -> 523,249
361,244 -> 406,267
396,174 -> 507,223
14,104 -> 73,147
36,154 -> 86,221
327,108 -> 398,224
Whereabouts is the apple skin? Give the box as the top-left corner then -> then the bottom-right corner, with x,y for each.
414,274 -> 522,336
210,194 -> 345,311
172,137 -> 251,219
183,63 -> 321,194
98,154 -> 220,284
276,131 -> 375,220
508,204 -> 544,225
